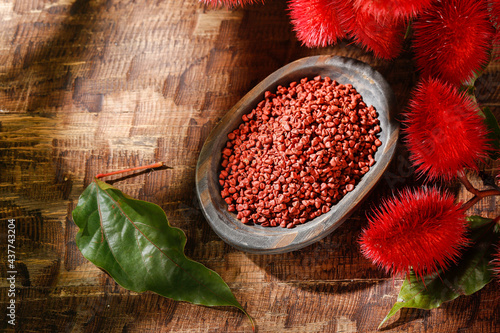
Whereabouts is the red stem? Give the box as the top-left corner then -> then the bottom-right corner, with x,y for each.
458,171 -> 500,211
96,162 -> 166,179
461,190 -> 500,211
457,171 -> 481,196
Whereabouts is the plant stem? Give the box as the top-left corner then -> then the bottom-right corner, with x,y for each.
457,171 -> 480,196
96,162 -> 166,179
461,190 -> 500,211
494,215 -> 500,226
458,171 -> 500,211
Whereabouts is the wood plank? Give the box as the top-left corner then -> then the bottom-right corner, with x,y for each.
0,0 -> 499,331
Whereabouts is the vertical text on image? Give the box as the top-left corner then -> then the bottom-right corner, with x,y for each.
6,218 -> 16,326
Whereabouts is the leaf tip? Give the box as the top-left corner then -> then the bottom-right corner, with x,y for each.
239,307 -> 255,331
377,316 -> 389,330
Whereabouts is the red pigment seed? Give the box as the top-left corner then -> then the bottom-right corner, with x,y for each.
220,76 -> 381,228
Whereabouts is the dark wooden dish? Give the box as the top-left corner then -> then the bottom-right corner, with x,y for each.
196,55 -> 399,254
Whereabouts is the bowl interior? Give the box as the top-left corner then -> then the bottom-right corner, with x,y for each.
196,55 -> 399,254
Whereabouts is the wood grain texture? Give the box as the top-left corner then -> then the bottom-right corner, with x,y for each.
196,55 -> 399,254
0,0 -> 499,331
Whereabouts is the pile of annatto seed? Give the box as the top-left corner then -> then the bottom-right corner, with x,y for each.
219,76 -> 381,228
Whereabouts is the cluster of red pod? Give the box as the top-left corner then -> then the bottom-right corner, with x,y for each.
219,76 -> 381,228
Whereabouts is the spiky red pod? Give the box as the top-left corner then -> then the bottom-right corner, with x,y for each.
352,0 -> 434,20
288,0 -> 347,47
403,77 -> 491,181
413,0 -> 494,86
339,0 -> 406,59
359,187 -> 468,280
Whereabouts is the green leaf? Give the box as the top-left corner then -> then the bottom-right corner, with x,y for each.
379,221 -> 497,329
481,106 -> 500,159
467,215 -> 494,230
72,179 -> 252,326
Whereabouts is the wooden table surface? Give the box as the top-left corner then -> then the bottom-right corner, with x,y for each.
1,0 -> 499,331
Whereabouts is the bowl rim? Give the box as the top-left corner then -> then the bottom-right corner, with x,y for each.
195,55 -> 399,254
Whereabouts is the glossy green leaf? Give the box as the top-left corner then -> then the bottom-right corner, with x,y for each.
466,215 -> 494,230
481,106 -> 500,159
379,219 -> 497,329
73,179 -> 252,324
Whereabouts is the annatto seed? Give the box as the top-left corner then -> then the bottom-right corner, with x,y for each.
220,76 -> 381,228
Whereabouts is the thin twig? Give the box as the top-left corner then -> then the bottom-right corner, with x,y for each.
458,170 -> 500,211
96,162 -> 166,179
457,170 -> 480,196
461,189 -> 500,211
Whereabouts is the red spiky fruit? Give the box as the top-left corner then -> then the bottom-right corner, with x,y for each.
352,0 -> 434,20
413,0 -> 494,86
403,77 -> 491,181
288,0 -> 347,47
340,0 -> 406,59
359,187 -> 468,279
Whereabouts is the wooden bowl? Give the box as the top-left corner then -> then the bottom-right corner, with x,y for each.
196,55 -> 399,254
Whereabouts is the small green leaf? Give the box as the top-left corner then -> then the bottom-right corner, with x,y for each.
73,179 -> 252,326
481,106 -> 500,159
379,221 -> 497,329
466,215 -> 493,230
